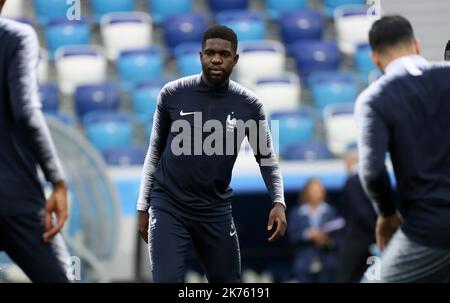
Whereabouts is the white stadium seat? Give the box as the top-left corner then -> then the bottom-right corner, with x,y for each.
55,45 -> 107,95
235,40 -> 286,88
252,72 -> 301,117
323,103 -> 357,156
100,12 -> 152,61
334,5 -> 378,55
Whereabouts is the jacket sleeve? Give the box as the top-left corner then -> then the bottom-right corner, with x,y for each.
136,89 -> 171,211
7,24 -> 65,184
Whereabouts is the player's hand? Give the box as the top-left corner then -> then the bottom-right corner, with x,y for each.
376,211 -> 403,252
43,180 -> 68,242
138,210 -> 150,243
267,202 -> 287,242
307,228 -> 330,247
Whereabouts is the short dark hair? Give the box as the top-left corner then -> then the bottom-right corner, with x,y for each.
445,40 -> 450,60
202,25 -> 238,53
369,15 -> 415,53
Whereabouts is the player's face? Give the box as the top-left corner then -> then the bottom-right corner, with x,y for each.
200,38 -> 239,86
307,181 -> 325,205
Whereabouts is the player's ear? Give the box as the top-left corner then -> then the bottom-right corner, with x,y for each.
233,53 -> 239,66
413,38 -> 421,55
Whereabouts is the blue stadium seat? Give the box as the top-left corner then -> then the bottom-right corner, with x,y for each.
74,82 -> 120,120
44,19 -> 91,60
270,109 -> 315,156
308,71 -> 358,112
83,111 -> 134,151
279,10 -> 323,50
283,141 -> 333,161
324,0 -> 365,17
354,43 -> 376,84
208,0 -> 249,14
148,0 -> 192,24
216,10 -> 266,41
91,0 -> 136,22
102,145 -> 146,166
33,0 -> 70,25
39,83 -> 60,113
266,0 -> 307,20
291,41 -> 341,80
163,13 -> 209,51
117,47 -> 163,91
174,42 -> 202,77
131,81 -> 165,123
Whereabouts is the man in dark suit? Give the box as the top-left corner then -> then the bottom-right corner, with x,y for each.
335,146 -> 377,283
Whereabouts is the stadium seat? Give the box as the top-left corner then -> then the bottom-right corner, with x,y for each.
74,82 -> 120,120
55,45 -> 107,95
216,10 -> 266,41
174,42 -> 202,77
354,43 -> 376,84
102,145 -> 146,166
163,13 -> 209,52
83,111 -> 134,151
39,83 -> 60,113
334,5 -> 377,55
2,0 -> 26,19
270,109 -> 315,156
308,71 -> 358,112
91,0 -> 136,22
33,0 -> 70,25
44,19 -> 91,60
324,0 -> 365,17
279,10 -> 324,51
116,47 -> 163,91
235,40 -> 286,88
38,48 -> 49,83
252,73 -> 301,117
131,81 -> 164,123
209,0 -> 249,14
266,0 -> 307,20
100,12 -> 152,60
291,40 -> 340,80
148,0 -> 192,24
283,141 -> 333,161
323,103 -> 357,156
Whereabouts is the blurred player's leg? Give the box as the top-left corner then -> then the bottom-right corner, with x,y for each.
190,218 -> 241,283
0,211 -> 68,283
148,208 -> 191,282
362,230 -> 450,283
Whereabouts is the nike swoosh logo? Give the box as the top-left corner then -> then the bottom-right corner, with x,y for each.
180,110 -> 196,116
230,230 -> 237,237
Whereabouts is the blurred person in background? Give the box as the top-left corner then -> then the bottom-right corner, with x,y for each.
356,15 -> 450,282
288,178 -> 344,283
334,145 -> 377,283
0,0 -> 68,282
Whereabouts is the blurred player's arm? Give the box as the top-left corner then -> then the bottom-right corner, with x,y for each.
7,24 -> 67,241
355,98 -> 401,250
249,102 -> 287,243
136,91 -> 171,242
